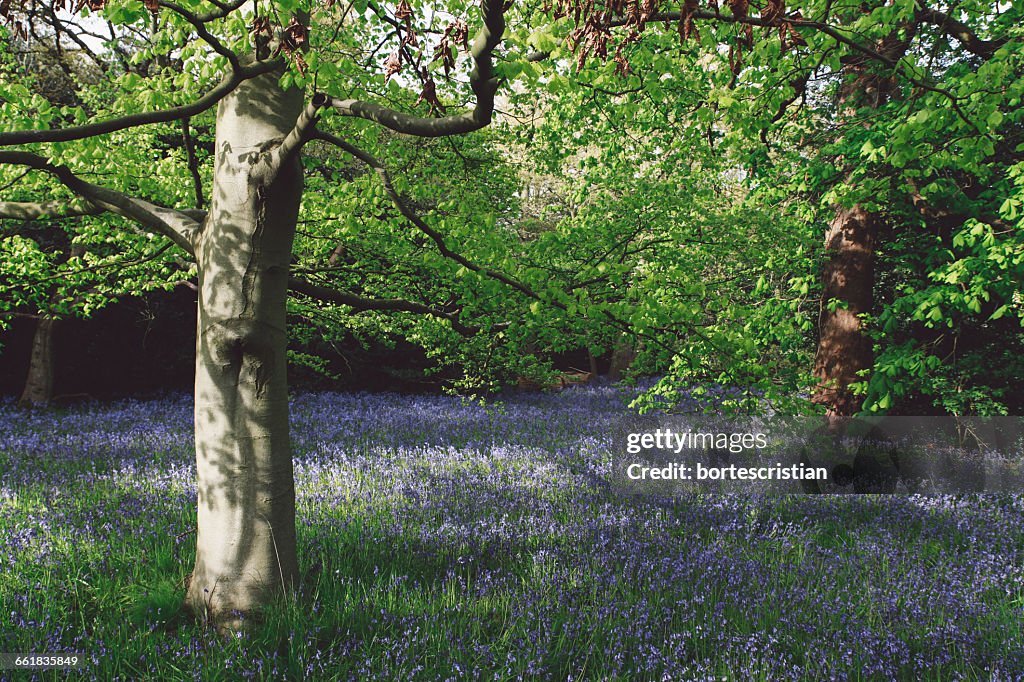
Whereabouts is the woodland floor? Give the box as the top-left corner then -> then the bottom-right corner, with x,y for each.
1,386 -> 1022,680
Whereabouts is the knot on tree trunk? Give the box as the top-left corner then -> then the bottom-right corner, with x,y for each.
205,319 -> 285,400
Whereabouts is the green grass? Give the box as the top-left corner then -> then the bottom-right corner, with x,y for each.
2,393 -> 1023,680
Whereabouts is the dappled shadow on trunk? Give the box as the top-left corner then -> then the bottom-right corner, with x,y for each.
184,65 -> 305,630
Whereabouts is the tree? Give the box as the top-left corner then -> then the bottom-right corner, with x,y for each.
497,52 -> 819,412
800,3 -> 1020,417
0,0 -> 510,627
1,18 -> 195,404
520,0 -> 1021,415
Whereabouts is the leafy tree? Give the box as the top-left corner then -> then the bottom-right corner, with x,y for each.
519,0 -> 1021,416
0,18 -> 192,404
792,2 -> 1023,417
0,0 -> 518,627
497,56 -> 819,412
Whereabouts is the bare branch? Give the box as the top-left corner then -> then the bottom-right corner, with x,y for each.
0,198 -> 102,220
326,0 -> 505,138
0,151 -> 200,256
288,276 -> 480,335
916,6 -> 1008,59
39,3 -> 109,73
0,59 -> 282,147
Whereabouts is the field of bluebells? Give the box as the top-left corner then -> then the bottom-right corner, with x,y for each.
2,385 -> 1023,680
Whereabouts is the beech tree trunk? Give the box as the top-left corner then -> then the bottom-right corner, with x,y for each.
18,316 -> 56,407
184,66 -> 304,627
0,0 -> 502,629
608,336 -> 636,382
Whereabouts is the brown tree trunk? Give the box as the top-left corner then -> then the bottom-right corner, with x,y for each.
18,316 -> 56,407
811,31 -> 911,416
812,206 -> 876,416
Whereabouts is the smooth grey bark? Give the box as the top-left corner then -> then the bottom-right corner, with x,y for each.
608,336 -> 636,382
184,66 -> 304,626
18,316 -> 56,407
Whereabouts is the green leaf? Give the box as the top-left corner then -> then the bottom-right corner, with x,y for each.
878,392 -> 892,410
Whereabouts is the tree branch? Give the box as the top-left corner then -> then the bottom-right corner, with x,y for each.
288,276 -> 480,335
26,242 -> 176,287
915,6 -> 1008,59
263,96 -> 325,182
195,0 -> 247,22
158,0 -> 241,69
310,136 -> 712,360
0,59 -> 282,147
39,3 -> 109,73
325,0 -> 505,138
312,130 -> 539,300
600,9 -> 989,133
0,151 -> 201,256
181,117 -> 205,210
0,198 -> 103,220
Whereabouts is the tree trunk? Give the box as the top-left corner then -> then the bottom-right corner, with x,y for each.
184,66 -> 304,628
608,335 -> 636,382
812,206 -> 876,416
18,245 -> 84,408
811,31 -> 910,417
18,316 -> 56,407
